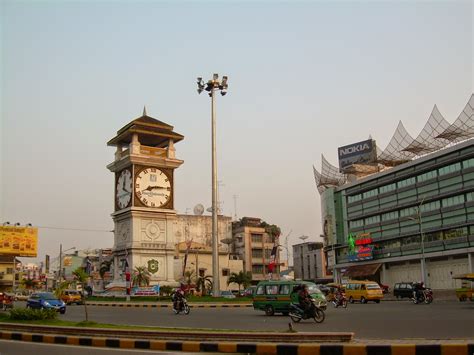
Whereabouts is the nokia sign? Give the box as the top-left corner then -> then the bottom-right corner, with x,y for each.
338,139 -> 377,172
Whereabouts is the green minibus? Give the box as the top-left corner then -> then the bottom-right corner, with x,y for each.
252,280 -> 327,316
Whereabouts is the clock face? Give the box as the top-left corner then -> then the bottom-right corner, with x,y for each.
135,167 -> 171,208
116,169 -> 132,209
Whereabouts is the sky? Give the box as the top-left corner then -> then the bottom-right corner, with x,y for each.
1,0 -> 473,265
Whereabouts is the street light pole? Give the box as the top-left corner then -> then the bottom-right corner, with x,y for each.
409,197 -> 427,286
197,74 -> 228,297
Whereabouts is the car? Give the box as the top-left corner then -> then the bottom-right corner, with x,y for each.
60,289 -> 83,305
393,282 -> 415,299
14,292 -> 29,301
220,290 -> 236,299
26,292 -> 66,314
243,286 -> 257,296
253,280 -> 327,316
344,280 -> 383,303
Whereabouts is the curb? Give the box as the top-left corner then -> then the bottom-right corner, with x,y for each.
1,331 -> 472,354
87,302 -> 253,308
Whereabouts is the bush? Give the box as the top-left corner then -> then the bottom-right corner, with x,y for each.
9,308 -> 58,321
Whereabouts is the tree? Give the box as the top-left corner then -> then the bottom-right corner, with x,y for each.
72,267 -> 90,322
227,271 -> 252,293
54,281 -> 70,299
132,266 -> 151,287
21,278 -> 37,290
99,260 -> 112,290
196,275 -> 213,296
183,270 -> 194,288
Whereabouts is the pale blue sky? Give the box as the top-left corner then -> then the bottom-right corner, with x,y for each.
1,0 -> 472,264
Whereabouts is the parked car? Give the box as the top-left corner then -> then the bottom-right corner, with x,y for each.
26,292 -> 66,314
220,290 -> 236,299
393,282 -> 415,299
60,289 -> 83,305
14,292 -> 29,301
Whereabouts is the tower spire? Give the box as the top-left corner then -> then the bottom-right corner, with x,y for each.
143,106 -> 147,116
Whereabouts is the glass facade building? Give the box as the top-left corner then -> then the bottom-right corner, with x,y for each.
326,140 -> 474,289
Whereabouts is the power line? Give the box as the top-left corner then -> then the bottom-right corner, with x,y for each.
37,226 -> 113,233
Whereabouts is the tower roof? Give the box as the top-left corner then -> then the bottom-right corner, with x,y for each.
107,111 -> 184,148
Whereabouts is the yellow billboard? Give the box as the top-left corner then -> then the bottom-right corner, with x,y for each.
0,226 -> 38,257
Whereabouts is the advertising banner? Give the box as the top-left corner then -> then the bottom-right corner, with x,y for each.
0,226 -> 38,257
338,139 -> 377,173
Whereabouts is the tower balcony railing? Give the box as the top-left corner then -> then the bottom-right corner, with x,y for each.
118,145 -> 168,159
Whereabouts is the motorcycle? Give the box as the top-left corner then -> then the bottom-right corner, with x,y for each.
289,298 -> 325,323
173,297 -> 190,315
332,292 -> 348,308
412,288 -> 433,304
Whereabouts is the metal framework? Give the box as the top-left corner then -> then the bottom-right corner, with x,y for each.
313,94 -> 474,194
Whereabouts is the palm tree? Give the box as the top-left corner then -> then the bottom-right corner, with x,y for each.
196,275 -> 213,296
183,270 -> 194,288
132,266 -> 151,287
54,281 -> 70,299
21,278 -> 37,290
99,260 -> 112,290
72,267 -> 90,321
227,271 -> 252,293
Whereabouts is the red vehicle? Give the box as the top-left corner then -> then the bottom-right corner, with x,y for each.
378,283 -> 390,294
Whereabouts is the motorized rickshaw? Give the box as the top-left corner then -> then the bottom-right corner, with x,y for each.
452,273 -> 474,302
0,292 -> 14,310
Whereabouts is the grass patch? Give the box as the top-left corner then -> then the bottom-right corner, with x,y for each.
0,316 -> 271,333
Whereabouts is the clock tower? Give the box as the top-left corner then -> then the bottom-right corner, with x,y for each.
107,108 -> 184,288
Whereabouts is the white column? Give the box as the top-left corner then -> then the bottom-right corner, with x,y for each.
130,133 -> 141,154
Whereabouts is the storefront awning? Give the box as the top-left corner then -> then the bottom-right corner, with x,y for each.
343,263 -> 382,278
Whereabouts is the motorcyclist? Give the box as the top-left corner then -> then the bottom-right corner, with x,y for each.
412,281 -> 426,301
335,286 -> 345,305
298,284 -> 312,314
172,288 -> 185,311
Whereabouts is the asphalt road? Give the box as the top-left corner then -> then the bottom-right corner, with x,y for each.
55,301 -> 474,340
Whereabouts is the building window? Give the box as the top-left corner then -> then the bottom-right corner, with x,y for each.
251,234 -> 262,243
438,162 -> 461,176
420,200 -> 440,212
365,215 -> 380,225
348,194 -> 362,203
379,183 -> 396,194
466,192 -> 474,202
199,269 -> 205,277
397,177 -> 416,188
363,189 -> 378,198
463,158 -> 474,169
382,211 -> 398,221
442,194 -> 465,207
349,219 -> 364,228
222,268 -> 230,277
400,207 -> 416,218
418,170 -> 437,182
6,268 -> 13,274
252,249 -> 263,258
252,265 -> 264,274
